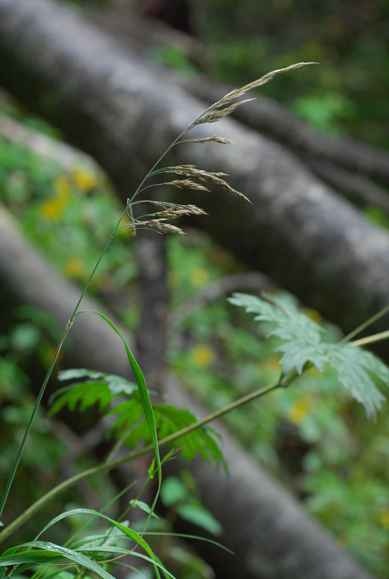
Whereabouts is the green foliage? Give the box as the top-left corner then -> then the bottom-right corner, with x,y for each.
0,508 -> 172,579
202,0 -> 389,146
161,475 -> 222,536
52,369 -> 224,466
150,45 -> 199,75
0,135 -> 137,295
169,234 -> 389,575
229,293 -> 389,419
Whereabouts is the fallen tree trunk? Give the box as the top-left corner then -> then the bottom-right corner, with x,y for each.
0,202 -> 376,579
180,75 -> 389,188
1,0 -> 389,342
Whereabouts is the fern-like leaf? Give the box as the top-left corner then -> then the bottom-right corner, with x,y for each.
229,293 -> 325,373
52,371 -> 225,466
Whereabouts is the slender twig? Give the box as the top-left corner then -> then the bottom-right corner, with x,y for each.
339,304 -> 389,344
351,329 -> 389,348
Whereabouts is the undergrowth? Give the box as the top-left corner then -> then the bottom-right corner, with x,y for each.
1,61 -> 389,578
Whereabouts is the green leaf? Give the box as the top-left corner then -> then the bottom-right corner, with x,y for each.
53,374 -> 225,467
230,292 -> 389,419
0,542 -> 113,579
51,373 -> 138,415
229,292 -> 323,345
129,500 -> 159,518
75,310 -> 162,512
176,503 -> 222,536
161,477 -> 188,507
50,381 -> 115,414
229,293 -> 325,373
57,369 -> 105,382
32,508 -> 169,579
153,405 -> 225,466
324,344 -> 386,419
0,549 -> 62,567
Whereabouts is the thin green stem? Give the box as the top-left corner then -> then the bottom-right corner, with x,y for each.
129,136 -> 189,205
339,304 -> 389,344
351,329 -> 389,348
0,374 -> 290,544
0,204 -> 130,521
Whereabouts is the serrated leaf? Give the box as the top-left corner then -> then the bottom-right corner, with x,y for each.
229,293 -> 324,372
229,293 -> 323,343
276,340 -> 330,374
354,347 -> 389,383
154,405 -> 225,466
50,381 -> 115,414
53,372 -> 225,467
105,375 -> 137,396
111,402 -> 225,467
230,292 -> 389,419
51,374 -> 138,416
58,369 -> 105,382
324,344 -> 386,419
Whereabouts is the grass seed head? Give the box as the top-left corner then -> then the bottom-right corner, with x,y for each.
192,135 -> 234,145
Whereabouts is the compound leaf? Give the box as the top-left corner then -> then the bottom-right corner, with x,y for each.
230,292 -> 389,419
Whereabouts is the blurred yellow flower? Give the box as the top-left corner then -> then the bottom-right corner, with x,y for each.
378,509 -> 389,528
54,174 -> 71,197
191,267 -> 209,288
168,270 -> 179,288
65,256 -> 85,279
288,397 -> 315,425
72,167 -> 98,192
303,307 -> 323,325
40,175 -> 71,220
191,344 -> 214,368
262,356 -> 281,373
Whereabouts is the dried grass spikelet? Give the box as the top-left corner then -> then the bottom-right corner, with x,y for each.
127,62 -> 317,235
123,203 -> 207,236
151,205 -> 207,218
188,61 -> 318,130
168,165 -> 252,204
165,179 -> 210,192
145,221 -> 185,235
192,135 -> 234,145
194,98 -> 256,125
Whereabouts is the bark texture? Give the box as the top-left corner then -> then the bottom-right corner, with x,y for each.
1,0 -> 389,342
0,202 -> 376,579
